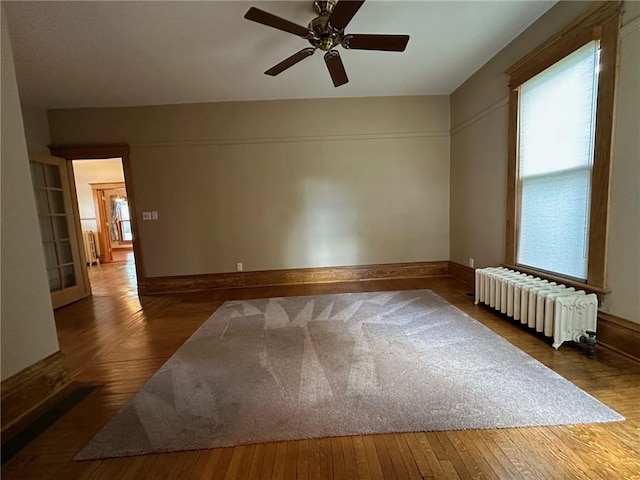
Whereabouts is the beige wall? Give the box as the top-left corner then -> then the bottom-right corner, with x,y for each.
72,159 -> 125,232
21,104 -> 51,155
450,1 -> 640,323
603,14 -> 640,322
1,8 -> 60,380
49,96 -> 450,277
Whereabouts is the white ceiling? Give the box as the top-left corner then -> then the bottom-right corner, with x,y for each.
5,1 -> 556,108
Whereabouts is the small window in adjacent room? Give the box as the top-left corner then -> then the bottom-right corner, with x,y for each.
516,41 -> 600,281
504,2 -> 621,292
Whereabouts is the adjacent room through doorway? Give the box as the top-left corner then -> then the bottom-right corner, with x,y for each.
71,158 -> 137,292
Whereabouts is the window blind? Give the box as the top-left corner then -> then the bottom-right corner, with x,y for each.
516,41 -> 600,280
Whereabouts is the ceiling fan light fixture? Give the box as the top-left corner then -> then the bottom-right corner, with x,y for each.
319,37 -> 334,51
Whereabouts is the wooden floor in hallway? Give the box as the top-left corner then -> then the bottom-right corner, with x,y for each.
2,259 -> 640,479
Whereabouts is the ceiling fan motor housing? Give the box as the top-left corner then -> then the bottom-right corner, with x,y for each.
308,15 -> 343,51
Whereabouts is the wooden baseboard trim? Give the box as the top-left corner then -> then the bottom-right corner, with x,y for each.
1,351 -> 73,435
138,261 -> 450,295
597,311 -> 640,363
448,261 -> 475,287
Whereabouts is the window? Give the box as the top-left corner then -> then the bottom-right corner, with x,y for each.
120,201 -> 133,241
517,41 -> 599,281
505,2 -> 621,292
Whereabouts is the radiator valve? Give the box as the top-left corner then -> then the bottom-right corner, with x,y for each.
579,330 -> 597,358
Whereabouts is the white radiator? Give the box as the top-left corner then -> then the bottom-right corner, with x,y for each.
474,267 -> 597,349
82,231 -> 99,265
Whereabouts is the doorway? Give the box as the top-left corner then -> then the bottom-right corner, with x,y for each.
71,158 -> 136,274
91,182 -> 133,263
29,151 -> 140,307
48,144 -> 144,297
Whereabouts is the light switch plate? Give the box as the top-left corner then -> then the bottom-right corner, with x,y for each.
142,212 -> 152,221
151,211 -> 158,220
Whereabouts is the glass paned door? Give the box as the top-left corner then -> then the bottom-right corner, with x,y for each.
30,156 -> 88,307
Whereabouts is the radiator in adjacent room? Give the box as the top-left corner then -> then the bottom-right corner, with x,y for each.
82,231 -> 100,265
474,267 -> 597,349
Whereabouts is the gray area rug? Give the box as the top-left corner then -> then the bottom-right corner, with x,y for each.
76,290 -> 623,460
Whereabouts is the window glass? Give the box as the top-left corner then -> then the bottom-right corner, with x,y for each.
516,41 -> 599,280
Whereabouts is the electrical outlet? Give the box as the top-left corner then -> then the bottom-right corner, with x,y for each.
142,211 -> 152,221
151,211 -> 158,220
469,258 -> 475,268
236,262 -> 243,271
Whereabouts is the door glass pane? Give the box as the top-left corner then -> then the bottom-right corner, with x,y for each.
52,215 -> 69,240
45,163 -> 62,188
34,190 -> 49,216
47,269 -> 62,292
30,162 -> 45,188
61,265 -> 76,288
56,240 -> 73,264
48,190 -> 66,214
39,216 -> 54,242
43,242 -> 57,269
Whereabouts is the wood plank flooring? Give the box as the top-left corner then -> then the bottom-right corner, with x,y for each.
2,259 -> 639,479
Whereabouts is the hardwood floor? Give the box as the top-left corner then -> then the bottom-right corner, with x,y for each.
110,248 -> 134,263
2,260 -> 640,479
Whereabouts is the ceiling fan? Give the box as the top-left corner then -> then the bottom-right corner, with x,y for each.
244,0 -> 410,87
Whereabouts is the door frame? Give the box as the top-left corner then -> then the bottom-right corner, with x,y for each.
91,181 -> 128,264
49,144 -> 145,287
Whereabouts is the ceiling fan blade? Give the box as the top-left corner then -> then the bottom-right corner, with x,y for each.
244,7 -> 310,37
328,0 -> 365,31
343,34 -> 410,52
265,48 -> 316,76
324,50 -> 349,87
